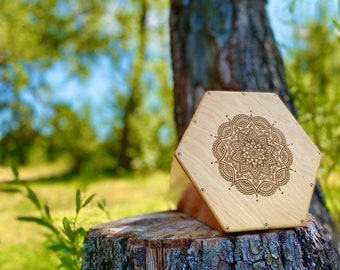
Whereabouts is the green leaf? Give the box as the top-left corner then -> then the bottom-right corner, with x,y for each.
17,216 -> 59,235
44,205 -> 52,220
0,187 -> 22,193
288,0 -> 296,13
62,217 -> 74,241
81,194 -> 95,209
60,256 -> 75,270
97,199 -> 106,211
48,242 -> 71,253
76,189 -> 81,214
97,199 -> 111,219
74,227 -> 87,238
332,19 -> 340,29
11,165 -> 19,181
25,187 -> 41,210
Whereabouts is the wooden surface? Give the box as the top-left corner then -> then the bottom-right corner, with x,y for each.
173,91 -> 321,233
81,211 -> 340,269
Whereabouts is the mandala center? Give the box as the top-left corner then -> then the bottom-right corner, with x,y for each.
212,113 -> 293,199
241,139 -> 267,167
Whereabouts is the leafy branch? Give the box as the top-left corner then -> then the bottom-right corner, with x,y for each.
8,166 -> 108,270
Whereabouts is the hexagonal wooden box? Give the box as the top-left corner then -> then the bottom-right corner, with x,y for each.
170,91 -> 321,233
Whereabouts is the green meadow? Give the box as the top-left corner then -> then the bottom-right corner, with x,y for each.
0,167 -> 171,269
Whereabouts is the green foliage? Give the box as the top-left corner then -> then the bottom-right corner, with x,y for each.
44,105 -> 105,174
18,186 -> 96,269
0,0 -> 110,76
0,167 -> 170,269
7,167 -> 106,270
0,0 -> 111,134
0,0 -> 176,174
0,104 -> 39,165
97,198 -> 111,220
286,12 -> 340,224
0,104 -> 107,175
0,0 -> 113,170
108,0 -> 176,172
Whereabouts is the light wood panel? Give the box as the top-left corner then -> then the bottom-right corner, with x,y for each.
171,91 -> 321,233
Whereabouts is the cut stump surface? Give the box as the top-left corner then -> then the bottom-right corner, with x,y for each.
82,211 -> 340,269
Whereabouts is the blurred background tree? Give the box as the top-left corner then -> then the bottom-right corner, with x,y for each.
0,0 -> 111,169
0,0 -> 175,174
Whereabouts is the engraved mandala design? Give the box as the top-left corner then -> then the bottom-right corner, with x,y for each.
212,113 -> 293,198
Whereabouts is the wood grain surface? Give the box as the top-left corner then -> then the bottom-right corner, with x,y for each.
173,91 -> 322,233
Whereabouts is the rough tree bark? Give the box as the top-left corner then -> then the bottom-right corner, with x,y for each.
169,0 -> 339,246
82,211 -> 340,269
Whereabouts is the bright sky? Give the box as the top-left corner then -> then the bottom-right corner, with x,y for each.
267,0 -> 338,57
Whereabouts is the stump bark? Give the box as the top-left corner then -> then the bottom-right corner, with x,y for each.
82,211 -> 340,269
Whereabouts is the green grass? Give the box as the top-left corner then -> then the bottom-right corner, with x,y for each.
0,170 -> 171,269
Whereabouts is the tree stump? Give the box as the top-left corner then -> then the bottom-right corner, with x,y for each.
82,211 -> 340,269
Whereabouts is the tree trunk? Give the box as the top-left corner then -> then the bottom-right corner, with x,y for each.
81,211 -> 340,269
169,0 -> 339,246
118,0 -> 147,170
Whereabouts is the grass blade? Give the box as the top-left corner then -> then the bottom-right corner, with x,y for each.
25,187 -> 41,210
81,194 -> 95,209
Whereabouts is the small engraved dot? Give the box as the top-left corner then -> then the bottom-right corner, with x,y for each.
228,188 -> 231,190
177,152 -> 181,156
256,199 -> 259,202
210,162 -> 213,164
300,219 -> 304,224
264,223 -> 268,228
226,226 -> 230,231
207,92 -> 211,95
242,92 -> 246,96
193,119 -> 197,124
310,183 -> 314,187
200,187 -> 205,192
281,192 -> 284,194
